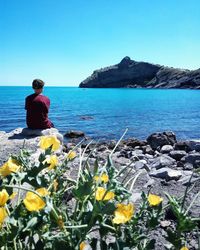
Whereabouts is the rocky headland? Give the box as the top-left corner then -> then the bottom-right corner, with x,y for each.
0,128 -> 200,249
79,56 -> 200,89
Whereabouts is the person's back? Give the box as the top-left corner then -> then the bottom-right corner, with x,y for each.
25,79 -> 54,129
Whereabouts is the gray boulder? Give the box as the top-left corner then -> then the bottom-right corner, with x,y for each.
183,162 -> 194,170
64,130 -> 85,138
178,171 -> 200,185
174,141 -> 192,152
150,167 -> 182,180
187,140 -> 200,152
147,131 -> 177,150
125,138 -> 147,148
182,153 -> 200,165
134,160 -> 150,172
160,145 -> 174,153
143,145 -> 154,155
150,155 -> 176,169
8,127 -> 63,143
169,150 -> 187,161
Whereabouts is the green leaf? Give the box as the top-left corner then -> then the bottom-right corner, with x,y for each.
165,228 -> 182,248
108,240 -> 127,250
45,147 -> 53,155
93,159 -> 99,175
145,239 -> 156,250
53,239 -> 70,249
73,180 -> 93,199
107,155 -> 114,169
148,216 -> 159,228
194,167 -> 200,173
23,217 -> 38,232
102,202 -> 116,215
100,240 -> 107,250
91,238 -> 98,249
178,217 -> 197,232
93,202 -> 103,214
35,239 -> 45,249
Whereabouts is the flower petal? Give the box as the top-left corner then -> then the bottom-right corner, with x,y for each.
23,188 -> 48,212
113,203 -> 134,224
0,189 -> 9,206
95,187 -> 115,201
39,136 -> 60,151
148,194 -> 163,206
0,158 -> 20,177
0,207 -> 8,224
67,151 -> 76,160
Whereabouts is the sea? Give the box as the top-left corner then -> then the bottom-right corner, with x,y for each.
0,86 -> 199,141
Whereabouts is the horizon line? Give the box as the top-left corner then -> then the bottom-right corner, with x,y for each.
0,85 -> 79,87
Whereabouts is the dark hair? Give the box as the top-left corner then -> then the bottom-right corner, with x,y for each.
32,79 -> 45,89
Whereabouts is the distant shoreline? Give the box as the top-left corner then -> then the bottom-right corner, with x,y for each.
79,57 -> 200,89
0,86 -> 200,89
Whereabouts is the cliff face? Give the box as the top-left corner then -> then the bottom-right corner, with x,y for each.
79,57 -> 200,89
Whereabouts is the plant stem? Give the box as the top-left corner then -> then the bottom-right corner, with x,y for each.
128,171 -> 142,192
181,172 -> 194,212
184,191 -> 200,216
163,183 -> 196,210
110,128 -> 128,157
17,181 -> 22,205
13,238 -> 17,250
115,160 -> 135,178
4,185 -> 45,202
101,223 -> 116,232
77,195 -> 90,221
65,224 -> 88,229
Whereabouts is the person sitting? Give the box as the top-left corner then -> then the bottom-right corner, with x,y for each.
25,79 -> 54,129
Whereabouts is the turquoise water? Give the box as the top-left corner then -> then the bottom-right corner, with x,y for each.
0,86 -> 199,140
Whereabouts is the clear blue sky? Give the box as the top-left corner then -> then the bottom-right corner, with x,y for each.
1,0 -> 200,86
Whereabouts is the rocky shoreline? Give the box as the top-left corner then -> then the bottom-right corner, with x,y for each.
0,128 -> 200,249
1,128 -> 200,191
67,131 -> 200,249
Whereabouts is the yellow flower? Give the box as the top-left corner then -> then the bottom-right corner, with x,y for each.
80,242 -> 87,250
67,151 -> 76,160
95,187 -> 115,201
113,203 -> 134,224
180,247 -> 189,250
0,158 -> 20,177
43,155 -> 58,170
57,215 -> 64,229
94,173 -> 109,183
39,136 -> 60,151
148,194 -> 163,206
0,189 -> 9,206
36,188 -> 49,196
0,207 -> 7,224
80,241 -> 91,250
53,179 -> 58,192
9,192 -> 17,200
23,188 -> 49,212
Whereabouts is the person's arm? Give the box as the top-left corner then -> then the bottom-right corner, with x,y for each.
42,98 -> 50,113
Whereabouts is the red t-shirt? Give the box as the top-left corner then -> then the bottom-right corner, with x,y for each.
25,93 -> 53,129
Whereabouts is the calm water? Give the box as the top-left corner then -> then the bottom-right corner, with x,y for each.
0,86 -> 199,140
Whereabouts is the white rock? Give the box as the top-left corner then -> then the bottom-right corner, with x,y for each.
160,145 -> 174,153
22,128 -> 63,143
150,167 -> 182,180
